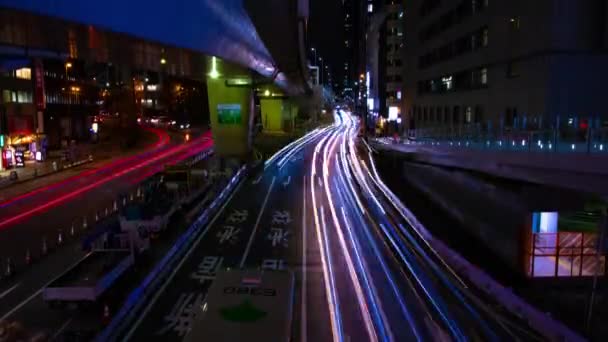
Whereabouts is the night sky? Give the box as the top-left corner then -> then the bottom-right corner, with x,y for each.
309,0 -> 345,88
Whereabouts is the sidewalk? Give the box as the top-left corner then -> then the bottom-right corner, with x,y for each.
0,128 -> 164,202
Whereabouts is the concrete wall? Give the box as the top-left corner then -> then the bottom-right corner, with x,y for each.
400,162 -> 527,273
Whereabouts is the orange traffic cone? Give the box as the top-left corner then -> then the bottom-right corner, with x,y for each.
42,237 -> 48,256
102,304 -> 111,326
25,249 -> 31,265
5,258 -> 13,277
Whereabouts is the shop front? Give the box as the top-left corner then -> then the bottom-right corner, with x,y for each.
1,133 -> 47,169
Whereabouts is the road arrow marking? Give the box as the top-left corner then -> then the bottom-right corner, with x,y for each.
283,176 -> 291,188
252,175 -> 262,185
0,283 -> 19,300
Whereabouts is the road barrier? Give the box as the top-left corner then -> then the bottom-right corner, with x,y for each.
41,237 -> 48,256
0,156 -> 95,190
96,166 -> 246,341
0,148 -> 216,284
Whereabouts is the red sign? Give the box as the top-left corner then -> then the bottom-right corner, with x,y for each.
34,59 -> 46,110
8,115 -> 34,135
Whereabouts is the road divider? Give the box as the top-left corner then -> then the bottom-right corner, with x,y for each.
96,165 -> 247,341
0,147 -> 214,285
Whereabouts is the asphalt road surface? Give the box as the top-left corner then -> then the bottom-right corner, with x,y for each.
125,127 -> 333,341
0,132 -> 214,338
120,114 -> 552,341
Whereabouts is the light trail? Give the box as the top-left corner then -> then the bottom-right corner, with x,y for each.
0,135 -> 212,229
321,129 -> 378,342
310,132 -> 343,342
0,127 -> 171,209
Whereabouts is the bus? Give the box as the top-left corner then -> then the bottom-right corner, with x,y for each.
183,269 -> 295,342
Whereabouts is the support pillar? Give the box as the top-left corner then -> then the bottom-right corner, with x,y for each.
206,76 -> 253,158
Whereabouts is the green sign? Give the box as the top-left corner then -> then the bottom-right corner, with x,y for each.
217,104 -> 242,124
219,300 -> 267,323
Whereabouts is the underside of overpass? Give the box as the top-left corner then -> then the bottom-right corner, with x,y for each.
0,0 -> 312,157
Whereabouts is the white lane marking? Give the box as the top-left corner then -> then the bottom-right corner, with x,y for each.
252,175 -> 262,185
0,252 -> 89,321
283,175 -> 291,188
124,179 -> 245,339
318,177 -> 322,188
51,318 -> 73,341
0,283 -> 20,299
239,177 -> 276,268
301,176 -> 308,342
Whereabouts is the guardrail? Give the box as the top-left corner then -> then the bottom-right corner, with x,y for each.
96,165 -> 247,341
408,126 -> 608,154
0,155 -> 94,190
1,148 -> 213,283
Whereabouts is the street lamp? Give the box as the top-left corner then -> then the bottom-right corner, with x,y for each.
65,62 -> 72,80
208,56 -> 220,79
65,61 -> 73,131
318,57 -> 324,85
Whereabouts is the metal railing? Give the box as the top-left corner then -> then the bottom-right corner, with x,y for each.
409,124 -> 608,154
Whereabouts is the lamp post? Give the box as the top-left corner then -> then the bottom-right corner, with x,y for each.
311,48 -> 317,66
65,62 -> 73,139
318,57 -> 324,85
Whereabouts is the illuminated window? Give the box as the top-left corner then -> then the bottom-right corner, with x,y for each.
2,90 -> 11,103
509,17 -> 520,30
397,91 -> 402,100
482,28 -> 489,46
481,68 -> 488,85
17,91 -> 32,103
368,4 -> 373,12
465,106 -> 473,123
146,84 -> 158,91
441,76 -> 453,90
15,67 -> 31,80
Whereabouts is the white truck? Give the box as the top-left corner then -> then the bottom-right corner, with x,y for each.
42,250 -> 134,308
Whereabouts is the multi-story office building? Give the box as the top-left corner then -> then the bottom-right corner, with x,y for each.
343,0 -> 371,102
403,0 -> 608,134
379,0 -> 405,122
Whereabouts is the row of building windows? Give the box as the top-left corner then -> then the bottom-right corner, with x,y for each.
0,67 -> 32,80
386,43 -> 404,52
418,67 -> 488,95
420,0 -> 442,17
387,26 -> 404,38
419,0 -> 489,42
386,90 -> 402,101
419,26 -> 488,69
386,74 -> 403,82
387,11 -> 404,21
2,90 -> 33,104
412,104 -> 484,125
387,59 -> 403,67
46,92 -> 88,105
